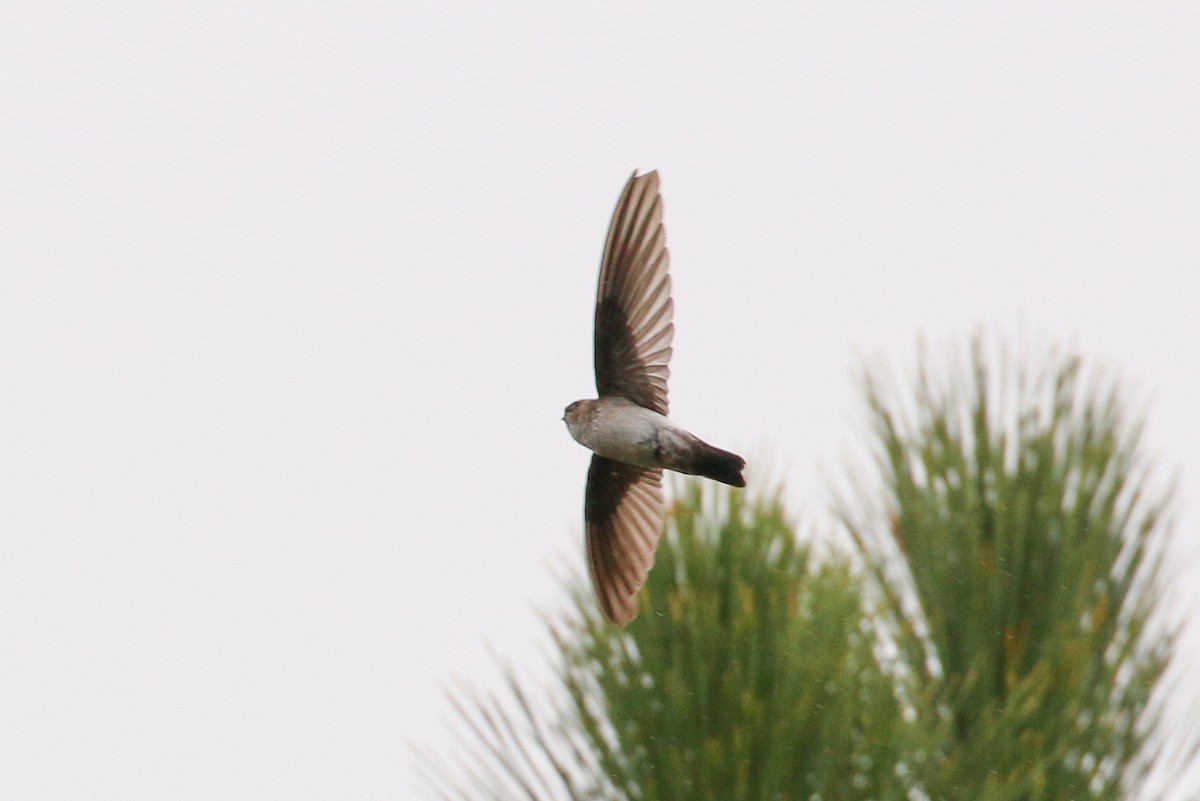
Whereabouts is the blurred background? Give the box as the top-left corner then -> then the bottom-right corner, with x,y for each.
2,3 -> 1197,798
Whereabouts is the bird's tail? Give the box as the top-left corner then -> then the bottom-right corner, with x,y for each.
694,444 -> 746,488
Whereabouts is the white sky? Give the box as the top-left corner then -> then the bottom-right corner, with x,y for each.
3,3 -> 1198,799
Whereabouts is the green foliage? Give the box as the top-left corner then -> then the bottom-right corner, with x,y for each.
420,333 -> 1190,801
847,335 -> 1176,800
563,484 -> 915,801
420,484 -> 917,801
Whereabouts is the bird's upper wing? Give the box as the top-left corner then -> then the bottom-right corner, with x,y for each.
594,171 -> 674,415
585,455 -> 665,626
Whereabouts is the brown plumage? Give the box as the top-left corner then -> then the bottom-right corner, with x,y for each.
564,171 -> 745,627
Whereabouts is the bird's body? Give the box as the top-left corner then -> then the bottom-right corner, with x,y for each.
564,170 -> 745,626
564,397 -> 745,487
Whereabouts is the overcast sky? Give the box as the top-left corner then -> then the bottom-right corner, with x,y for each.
3,3 -> 1198,799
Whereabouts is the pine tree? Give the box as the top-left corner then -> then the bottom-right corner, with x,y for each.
846,335 -> 1181,800
419,334 -> 1193,801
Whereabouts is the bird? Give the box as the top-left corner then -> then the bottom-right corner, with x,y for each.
563,170 -> 746,626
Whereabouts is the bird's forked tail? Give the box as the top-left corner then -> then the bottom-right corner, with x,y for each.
694,444 -> 746,488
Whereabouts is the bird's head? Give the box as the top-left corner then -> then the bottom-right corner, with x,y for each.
562,400 -> 593,441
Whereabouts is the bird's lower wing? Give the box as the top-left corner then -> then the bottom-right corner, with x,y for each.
585,455 -> 665,626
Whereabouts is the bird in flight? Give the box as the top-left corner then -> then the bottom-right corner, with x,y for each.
563,170 -> 746,626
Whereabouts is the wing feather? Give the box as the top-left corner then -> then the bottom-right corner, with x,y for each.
594,171 -> 674,415
584,455 -> 665,626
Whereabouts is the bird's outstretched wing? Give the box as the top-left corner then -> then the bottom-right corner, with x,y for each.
585,455 -> 664,626
594,171 -> 673,415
